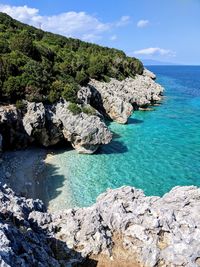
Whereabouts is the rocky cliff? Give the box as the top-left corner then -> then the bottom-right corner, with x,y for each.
0,69 -> 163,154
0,100 -> 112,154
0,184 -> 199,267
78,69 -> 164,124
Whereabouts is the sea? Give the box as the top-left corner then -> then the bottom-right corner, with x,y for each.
43,66 -> 200,211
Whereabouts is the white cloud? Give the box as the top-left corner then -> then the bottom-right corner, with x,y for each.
110,35 -> 117,41
0,4 -> 42,26
0,4 -> 130,42
137,19 -> 150,28
134,47 -> 175,57
116,16 -> 131,27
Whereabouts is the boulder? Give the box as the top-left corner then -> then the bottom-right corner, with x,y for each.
54,100 -> 112,154
23,102 -> 64,147
22,100 -> 112,154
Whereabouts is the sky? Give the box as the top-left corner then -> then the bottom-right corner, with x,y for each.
0,0 -> 199,65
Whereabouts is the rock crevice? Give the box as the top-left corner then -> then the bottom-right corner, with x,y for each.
0,185 -> 199,266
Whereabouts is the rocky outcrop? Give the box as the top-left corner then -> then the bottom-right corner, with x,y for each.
78,69 -> 164,124
23,102 -> 62,147
0,184 -> 88,266
54,100 -> 112,154
143,68 -> 156,80
0,184 -> 199,267
0,105 -> 31,149
0,100 -> 112,154
0,68 -> 163,152
51,186 -> 200,266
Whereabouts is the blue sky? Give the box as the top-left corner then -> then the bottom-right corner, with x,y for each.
0,0 -> 199,64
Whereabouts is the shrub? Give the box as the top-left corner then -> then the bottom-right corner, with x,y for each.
48,80 -> 64,103
82,105 -> 96,116
15,100 -> 26,110
10,32 -> 35,58
62,83 -> 79,103
75,70 -> 89,86
48,89 -> 60,103
0,39 -> 10,54
2,76 -> 24,100
68,102 -> 82,115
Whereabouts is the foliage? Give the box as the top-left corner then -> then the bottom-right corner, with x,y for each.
82,105 -> 96,116
0,12 -> 144,104
62,83 -> 79,103
68,102 -> 82,115
75,70 -> 89,85
15,99 -> 26,110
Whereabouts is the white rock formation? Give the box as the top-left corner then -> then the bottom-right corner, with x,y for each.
0,184 -> 200,266
51,186 -> 200,266
78,68 -> 164,124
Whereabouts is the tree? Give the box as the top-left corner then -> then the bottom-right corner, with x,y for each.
0,39 -> 10,54
62,83 -> 79,103
2,76 -> 24,101
75,70 -> 89,86
47,80 -> 64,103
0,12 -> 144,104
10,31 -> 35,58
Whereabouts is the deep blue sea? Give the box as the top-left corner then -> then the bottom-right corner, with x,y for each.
45,66 -> 200,211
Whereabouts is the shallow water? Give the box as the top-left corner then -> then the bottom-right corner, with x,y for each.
45,66 -> 200,211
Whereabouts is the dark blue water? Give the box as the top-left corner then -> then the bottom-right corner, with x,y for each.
46,66 -> 200,211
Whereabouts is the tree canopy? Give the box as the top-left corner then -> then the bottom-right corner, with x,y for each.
0,12 -> 144,104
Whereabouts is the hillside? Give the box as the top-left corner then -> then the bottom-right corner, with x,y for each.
0,12 -> 143,105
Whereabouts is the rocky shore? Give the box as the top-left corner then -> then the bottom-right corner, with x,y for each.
0,184 -> 199,267
0,69 -> 163,154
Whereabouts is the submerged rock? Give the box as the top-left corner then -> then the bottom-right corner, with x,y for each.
0,184 -> 199,266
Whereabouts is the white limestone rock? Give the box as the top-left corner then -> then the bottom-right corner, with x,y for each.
78,68 -> 164,124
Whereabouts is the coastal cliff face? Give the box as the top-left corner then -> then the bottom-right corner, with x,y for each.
78,68 -> 164,124
0,184 -> 199,267
0,100 -> 112,154
0,68 -> 163,154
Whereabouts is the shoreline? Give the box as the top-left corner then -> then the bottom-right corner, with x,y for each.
0,147 -> 48,201
0,101 -> 164,211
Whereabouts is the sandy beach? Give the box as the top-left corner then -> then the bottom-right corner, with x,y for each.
0,148 -> 48,201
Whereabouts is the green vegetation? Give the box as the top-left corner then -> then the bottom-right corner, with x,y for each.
15,100 -> 26,110
0,12 -> 144,104
82,105 -> 96,116
68,102 -> 82,115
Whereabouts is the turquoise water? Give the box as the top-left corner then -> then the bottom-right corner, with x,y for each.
45,66 -> 200,211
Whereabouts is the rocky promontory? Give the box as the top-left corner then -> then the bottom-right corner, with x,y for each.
0,68 -> 163,154
0,184 -> 199,266
78,68 -> 164,124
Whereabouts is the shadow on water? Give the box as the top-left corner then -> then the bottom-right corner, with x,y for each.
36,161 -> 66,207
127,118 -> 144,124
112,131 -> 121,139
98,140 -> 128,155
